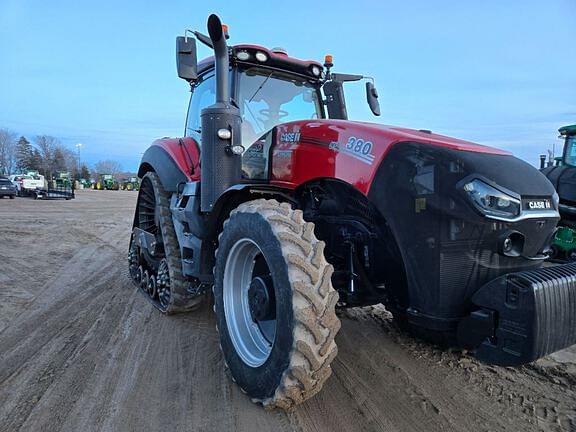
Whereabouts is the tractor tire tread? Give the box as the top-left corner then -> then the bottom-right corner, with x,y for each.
144,172 -> 204,313
218,198 -> 340,411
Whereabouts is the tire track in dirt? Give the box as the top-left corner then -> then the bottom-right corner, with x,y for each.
0,255 -> 124,431
1,191 -> 576,432
0,248 -> 118,372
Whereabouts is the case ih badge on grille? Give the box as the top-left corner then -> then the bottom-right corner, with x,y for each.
524,199 -> 552,210
127,13 -> 576,410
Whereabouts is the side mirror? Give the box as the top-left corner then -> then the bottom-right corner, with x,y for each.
366,82 -> 380,116
176,36 -> 198,81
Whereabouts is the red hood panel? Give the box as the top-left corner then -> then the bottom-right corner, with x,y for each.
291,119 -> 510,155
271,119 -> 512,195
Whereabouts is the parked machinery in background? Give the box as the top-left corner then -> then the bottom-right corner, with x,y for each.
95,174 -> 119,190
121,176 -> 140,191
52,171 -> 71,188
541,125 -> 576,260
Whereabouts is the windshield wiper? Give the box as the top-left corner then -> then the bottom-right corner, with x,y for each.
248,72 -> 274,103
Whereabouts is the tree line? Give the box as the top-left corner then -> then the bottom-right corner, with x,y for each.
0,128 -> 125,181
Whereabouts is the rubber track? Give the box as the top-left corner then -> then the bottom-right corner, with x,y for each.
217,199 -> 341,410
145,172 -> 203,313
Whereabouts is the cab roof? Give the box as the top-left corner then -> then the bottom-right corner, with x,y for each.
197,44 -> 324,80
559,124 -> 576,136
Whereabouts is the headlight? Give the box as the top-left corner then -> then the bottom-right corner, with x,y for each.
255,51 -> 268,62
463,179 -> 520,219
236,50 -> 250,61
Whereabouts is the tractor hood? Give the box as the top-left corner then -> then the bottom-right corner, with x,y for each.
269,119 -> 550,198
341,120 -> 511,156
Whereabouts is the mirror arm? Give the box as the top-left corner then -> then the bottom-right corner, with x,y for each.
193,30 -> 214,48
362,75 -> 375,85
331,73 -> 364,83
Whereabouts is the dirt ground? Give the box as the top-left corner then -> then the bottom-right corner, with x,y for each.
0,191 -> 575,432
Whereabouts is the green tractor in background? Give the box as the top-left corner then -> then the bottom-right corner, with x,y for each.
52,171 -> 72,188
78,178 -> 92,189
541,124 -> 576,260
120,176 -> 140,191
95,174 -> 120,190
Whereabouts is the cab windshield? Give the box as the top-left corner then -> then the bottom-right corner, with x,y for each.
237,68 -> 323,144
564,136 -> 576,167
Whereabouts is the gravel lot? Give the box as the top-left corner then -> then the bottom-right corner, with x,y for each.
0,190 -> 575,431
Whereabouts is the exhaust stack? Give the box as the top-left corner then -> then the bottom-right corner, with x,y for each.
200,14 -> 242,212
207,14 -> 229,104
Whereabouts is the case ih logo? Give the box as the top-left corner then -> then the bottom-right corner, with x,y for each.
329,136 -> 375,165
280,132 -> 301,143
525,199 -> 551,210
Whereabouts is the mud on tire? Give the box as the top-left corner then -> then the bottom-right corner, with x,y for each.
214,199 -> 341,410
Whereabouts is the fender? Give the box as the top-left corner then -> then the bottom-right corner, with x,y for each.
170,183 -> 295,280
138,137 -> 200,192
209,183 -> 296,230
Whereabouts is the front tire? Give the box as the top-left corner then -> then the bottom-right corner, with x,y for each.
214,199 -> 340,410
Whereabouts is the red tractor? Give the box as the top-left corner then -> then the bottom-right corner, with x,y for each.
129,14 -> 576,409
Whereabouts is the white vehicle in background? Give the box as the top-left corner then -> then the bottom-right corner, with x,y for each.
9,172 -> 45,196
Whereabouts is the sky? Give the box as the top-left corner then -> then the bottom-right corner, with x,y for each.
0,0 -> 575,172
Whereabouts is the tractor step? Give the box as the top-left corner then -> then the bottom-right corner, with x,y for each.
458,262 -> 576,366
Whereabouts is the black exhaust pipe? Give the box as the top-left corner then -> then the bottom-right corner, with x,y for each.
539,154 -> 546,169
207,14 -> 229,104
200,14 -> 242,212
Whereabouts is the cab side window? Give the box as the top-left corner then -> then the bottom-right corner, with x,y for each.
185,74 -> 216,146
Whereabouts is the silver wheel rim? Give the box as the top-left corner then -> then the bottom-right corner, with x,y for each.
157,259 -> 171,309
147,275 -> 157,298
223,238 -> 276,367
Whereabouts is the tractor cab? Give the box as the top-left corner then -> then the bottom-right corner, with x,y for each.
179,35 -> 380,152
559,124 -> 576,166
185,45 -> 326,151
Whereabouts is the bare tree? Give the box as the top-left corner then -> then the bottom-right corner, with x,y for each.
95,159 -> 123,177
62,147 -> 78,174
0,129 -> 17,175
34,135 -> 60,177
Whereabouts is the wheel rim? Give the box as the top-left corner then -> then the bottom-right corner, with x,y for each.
141,269 -> 150,292
147,274 -> 157,298
128,241 -> 139,281
136,266 -> 144,287
157,259 -> 171,309
223,238 -> 276,367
